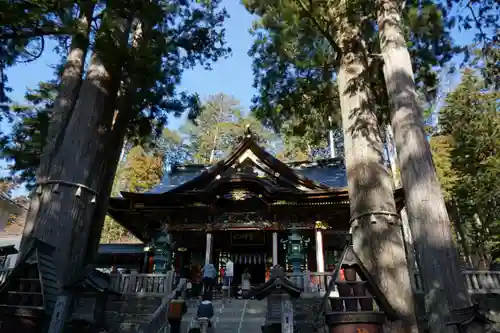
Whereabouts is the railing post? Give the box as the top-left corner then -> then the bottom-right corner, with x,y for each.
129,273 -> 138,293
303,270 -> 310,292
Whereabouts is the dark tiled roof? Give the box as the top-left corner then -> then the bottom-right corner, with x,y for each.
147,165 -> 208,193
147,158 -> 347,194
0,244 -> 17,256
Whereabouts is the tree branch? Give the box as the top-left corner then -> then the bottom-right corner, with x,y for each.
294,0 -> 342,63
0,27 -> 72,40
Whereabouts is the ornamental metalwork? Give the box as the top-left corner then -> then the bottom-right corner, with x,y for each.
223,189 -> 255,201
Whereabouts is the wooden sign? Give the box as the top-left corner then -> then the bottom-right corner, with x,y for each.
231,231 -> 265,246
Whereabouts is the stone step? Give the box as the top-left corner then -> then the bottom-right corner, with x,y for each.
178,299 -> 266,333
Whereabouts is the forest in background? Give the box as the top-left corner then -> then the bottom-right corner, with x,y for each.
2,73 -> 497,270
0,4 -> 498,329
0,0 -> 497,266
0,1 -> 498,330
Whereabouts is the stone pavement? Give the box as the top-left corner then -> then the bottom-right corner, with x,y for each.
180,299 -> 266,333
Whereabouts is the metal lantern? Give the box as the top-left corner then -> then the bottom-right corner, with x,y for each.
152,230 -> 173,273
285,230 -> 305,274
287,231 -> 302,260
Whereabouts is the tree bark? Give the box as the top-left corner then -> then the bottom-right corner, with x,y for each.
84,20 -> 149,265
334,8 -> 419,332
19,1 -> 95,258
23,8 -> 133,285
377,0 -> 471,332
385,124 -> 419,293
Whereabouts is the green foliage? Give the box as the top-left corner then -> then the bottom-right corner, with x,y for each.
244,0 -> 457,152
183,93 -> 276,163
120,146 -> 165,193
0,81 -> 56,188
0,0 -> 83,111
155,128 -> 192,167
445,0 -> 499,88
100,138 -> 173,243
429,135 -> 457,201
0,0 -> 230,187
437,69 -> 500,265
244,0 -> 341,146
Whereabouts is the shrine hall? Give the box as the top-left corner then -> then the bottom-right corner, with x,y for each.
107,130 -> 404,285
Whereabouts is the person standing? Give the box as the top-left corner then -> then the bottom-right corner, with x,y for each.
224,259 -> 234,298
241,268 -> 251,298
219,266 -> 225,285
201,262 -> 216,294
197,292 -> 214,332
168,291 -> 188,333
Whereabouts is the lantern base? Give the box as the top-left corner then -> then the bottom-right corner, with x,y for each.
325,312 -> 386,333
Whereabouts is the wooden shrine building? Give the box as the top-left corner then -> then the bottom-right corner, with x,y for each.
107,129 -> 404,284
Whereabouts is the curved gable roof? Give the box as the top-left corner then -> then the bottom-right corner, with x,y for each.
137,131 -> 347,196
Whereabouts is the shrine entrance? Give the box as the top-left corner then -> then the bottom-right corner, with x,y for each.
214,230 -> 271,285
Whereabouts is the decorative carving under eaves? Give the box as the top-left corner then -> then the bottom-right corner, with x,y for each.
210,212 -> 313,230
164,211 -> 344,231
212,212 -> 271,229
315,220 -> 330,230
223,189 -> 255,201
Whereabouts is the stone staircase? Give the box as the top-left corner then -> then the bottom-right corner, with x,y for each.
180,299 -> 266,333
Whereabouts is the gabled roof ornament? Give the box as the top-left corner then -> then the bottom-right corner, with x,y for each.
246,264 -> 302,300
244,124 -> 252,138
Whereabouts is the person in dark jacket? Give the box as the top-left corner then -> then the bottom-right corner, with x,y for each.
196,292 -> 214,329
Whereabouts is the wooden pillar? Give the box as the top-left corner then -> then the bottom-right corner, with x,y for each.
272,232 -> 278,266
205,233 -> 212,265
315,229 -> 325,273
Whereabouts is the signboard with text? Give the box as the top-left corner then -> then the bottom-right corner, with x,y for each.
230,231 -> 266,246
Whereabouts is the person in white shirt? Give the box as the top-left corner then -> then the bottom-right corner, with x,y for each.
241,268 -> 251,292
224,259 -> 234,281
224,259 -> 234,297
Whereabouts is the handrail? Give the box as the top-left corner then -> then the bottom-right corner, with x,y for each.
136,277 -> 187,333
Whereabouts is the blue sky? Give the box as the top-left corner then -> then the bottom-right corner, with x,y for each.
3,1 -> 257,130
1,1 -> 478,196
1,1 -> 256,193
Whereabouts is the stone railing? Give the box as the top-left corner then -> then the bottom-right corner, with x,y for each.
0,268 -> 176,295
109,273 -> 175,295
286,270 -> 500,295
0,268 -> 11,284
286,271 -> 332,293
414,270 -> 500,294
3,267 -> 499,295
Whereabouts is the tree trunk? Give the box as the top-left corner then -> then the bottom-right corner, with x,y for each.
385,125 -> 419,293
19,1 -> 95,258
23,9 -> 133,285
376,1 -> 471,332
84,20 -> 149,265
334,9 -> 418,332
